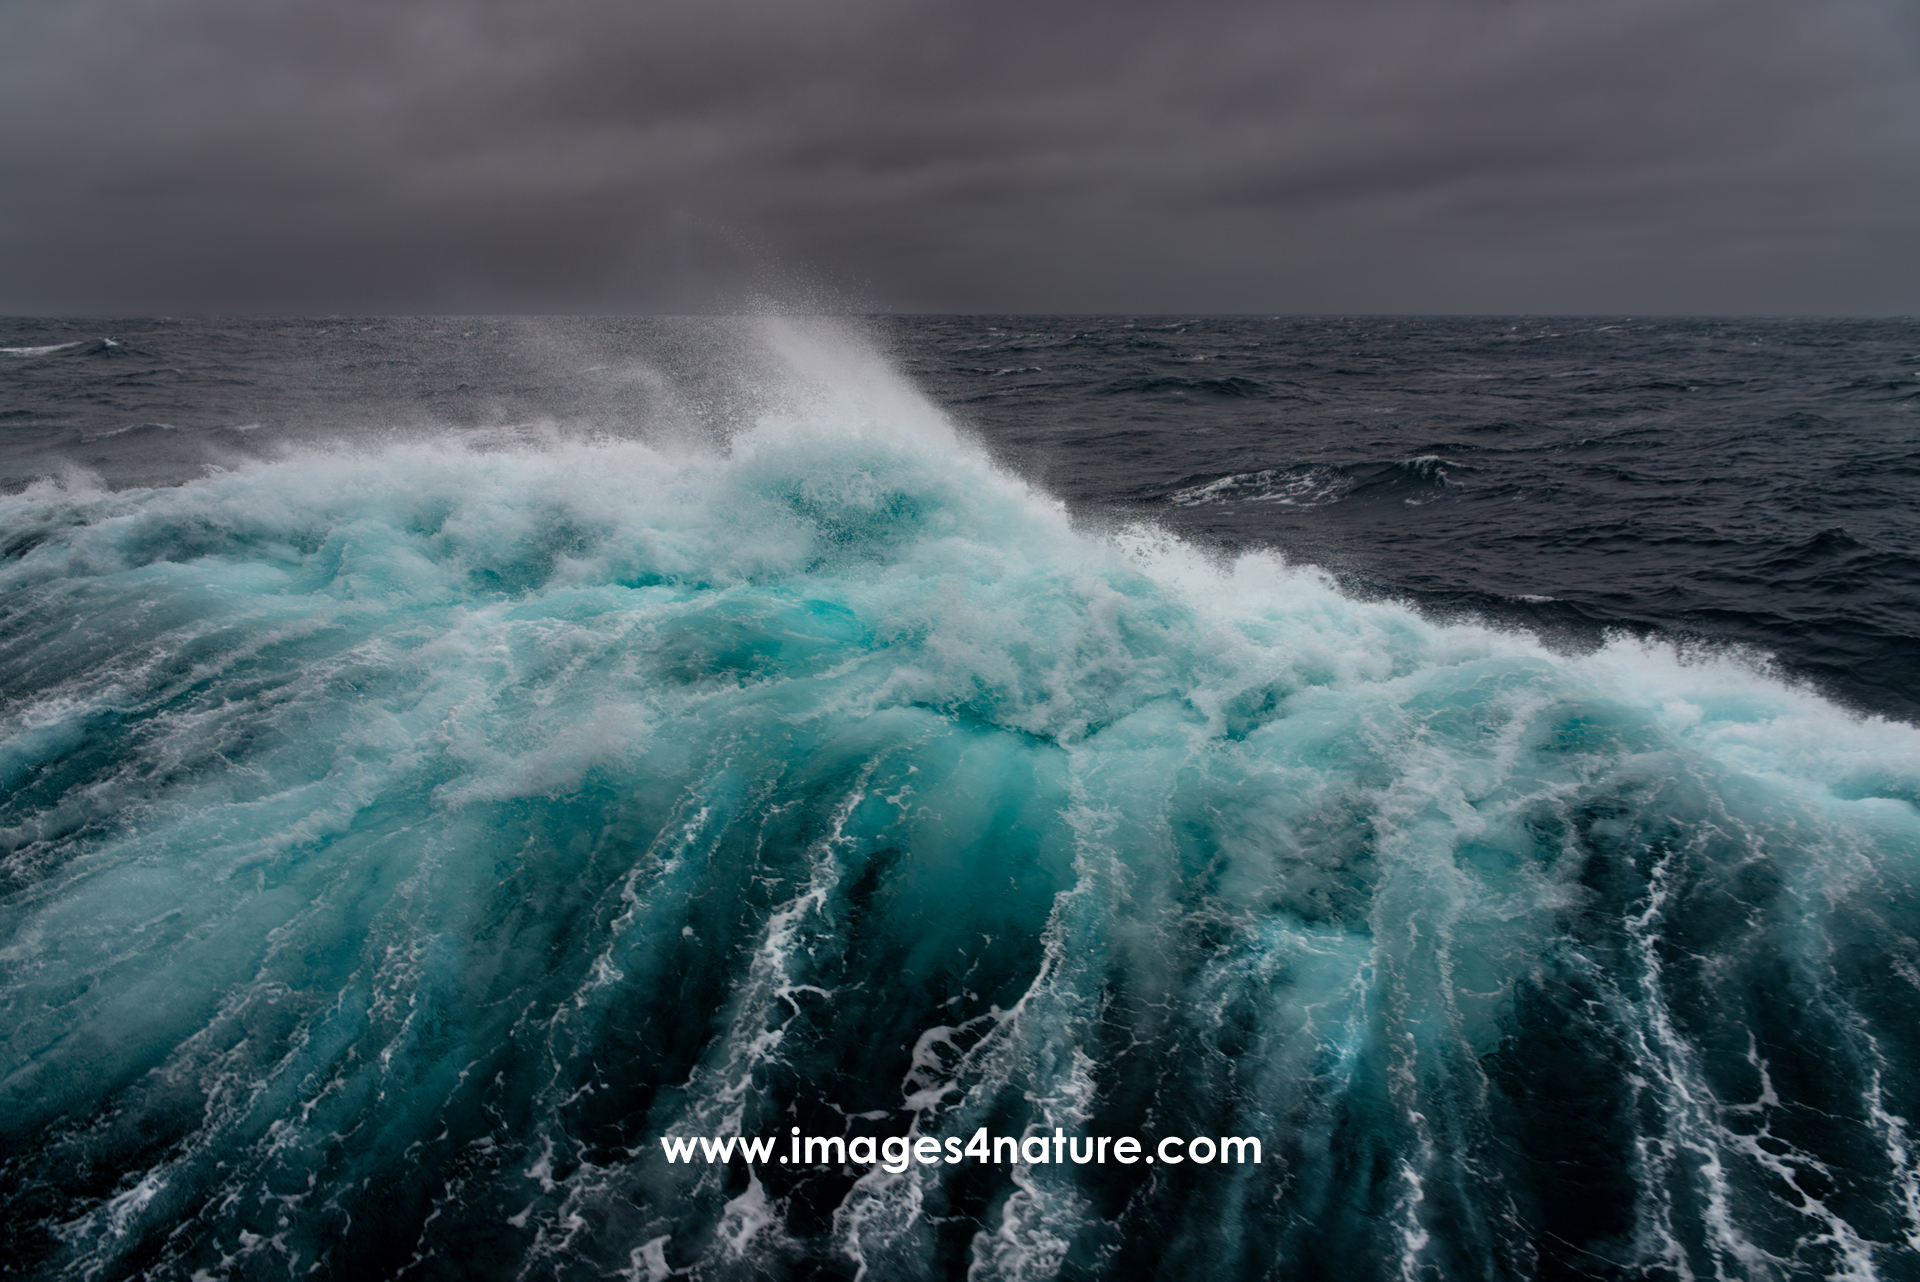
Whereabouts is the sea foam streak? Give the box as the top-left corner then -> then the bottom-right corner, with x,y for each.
1,321 -> 1917,1280
0,341 -> 86,357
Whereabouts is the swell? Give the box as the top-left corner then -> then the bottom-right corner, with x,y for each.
1,327 -> 1918,1280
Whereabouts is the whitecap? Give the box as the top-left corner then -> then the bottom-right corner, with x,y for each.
1,340 -> 85,356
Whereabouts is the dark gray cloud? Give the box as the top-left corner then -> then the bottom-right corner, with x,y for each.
2,0 -> 1915,313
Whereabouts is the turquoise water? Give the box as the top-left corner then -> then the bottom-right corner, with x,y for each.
3,322 -> 1918,1279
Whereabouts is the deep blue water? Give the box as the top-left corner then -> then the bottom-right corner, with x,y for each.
2,316 -> 1919,1280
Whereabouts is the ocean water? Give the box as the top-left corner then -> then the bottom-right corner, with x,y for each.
2,315 -> 1918,1281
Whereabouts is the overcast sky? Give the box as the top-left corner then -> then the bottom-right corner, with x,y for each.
2,0 -> 1916,314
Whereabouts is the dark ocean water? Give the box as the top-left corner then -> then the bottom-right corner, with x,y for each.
2,316 -> 1919,1281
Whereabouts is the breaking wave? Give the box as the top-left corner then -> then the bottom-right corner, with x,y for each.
2,322 -> 1917,1280
0,341 -> 87,358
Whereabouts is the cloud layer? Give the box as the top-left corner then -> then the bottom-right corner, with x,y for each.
3,0 -> 1916,313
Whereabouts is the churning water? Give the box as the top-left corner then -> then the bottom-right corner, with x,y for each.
2,316 -> 1919,1280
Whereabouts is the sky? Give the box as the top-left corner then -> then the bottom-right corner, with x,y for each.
2,0 -> 1916,315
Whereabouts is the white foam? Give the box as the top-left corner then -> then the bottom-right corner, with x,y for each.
0,339 -> 84,356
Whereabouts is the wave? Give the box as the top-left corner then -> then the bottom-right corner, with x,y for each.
1166,464 -> 1353,507
0,340 -> 86,357
1,321 -> 1917,1280
1099,373 -> 1271,398
0,337 -> 139,361
1164,455 -> 1471,509
74,421 -> 180,443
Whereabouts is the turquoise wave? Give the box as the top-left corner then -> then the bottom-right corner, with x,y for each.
2,324 -> 1917,1280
